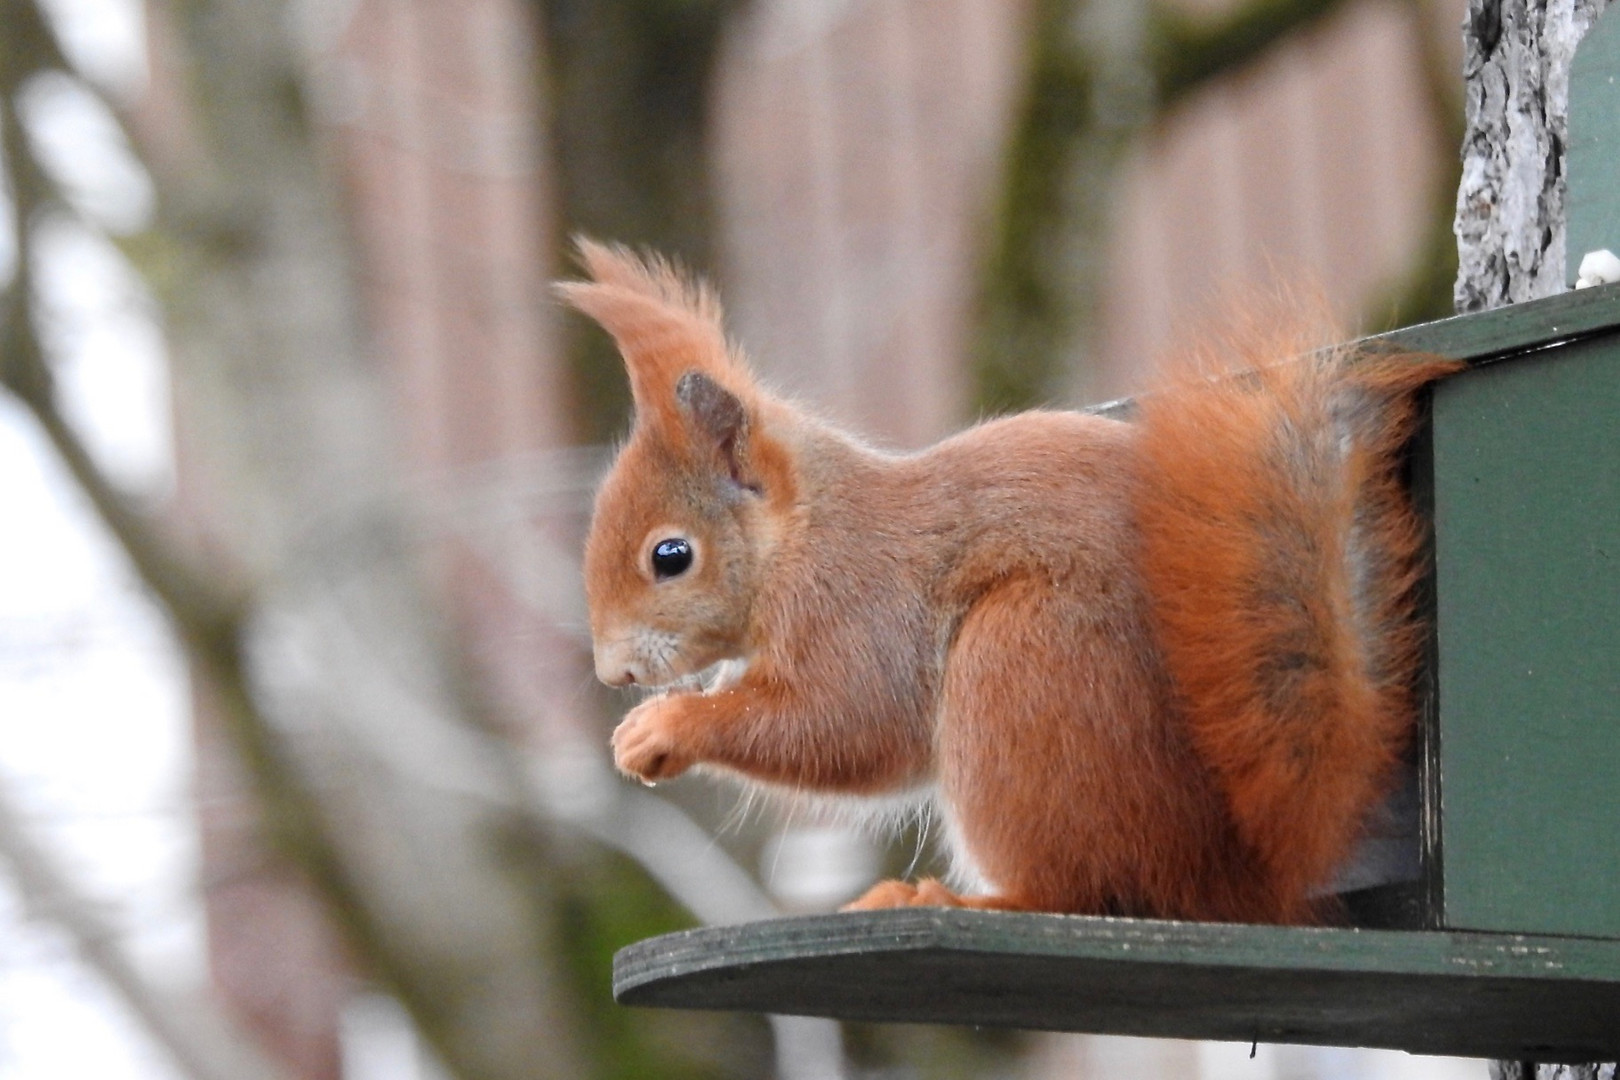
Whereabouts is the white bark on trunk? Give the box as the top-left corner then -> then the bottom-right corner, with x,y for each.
1454,0 -> 1611,311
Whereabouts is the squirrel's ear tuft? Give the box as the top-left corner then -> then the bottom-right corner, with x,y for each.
676,371 -> 757,492
555,238 -> 744,420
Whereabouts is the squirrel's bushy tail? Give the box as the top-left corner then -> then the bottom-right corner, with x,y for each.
1132,337 -> 1461,920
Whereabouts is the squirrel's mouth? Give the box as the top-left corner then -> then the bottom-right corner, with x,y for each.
638,656 -> 751,697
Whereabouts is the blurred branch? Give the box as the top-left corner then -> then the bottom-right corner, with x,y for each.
2,0 -> 231,628
0,4 -> 359,1006
600,788 -> 777,922
2,46 -> 280,1072
0,776 -> 289,1080
6,3 -> 590,1079
536,742 -> 777,925
0,0 -> 74,82
1148,0 -> 1348,109
1,26 -> 400,1077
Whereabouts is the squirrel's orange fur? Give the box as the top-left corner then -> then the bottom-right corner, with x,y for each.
563,241 -> 1461,924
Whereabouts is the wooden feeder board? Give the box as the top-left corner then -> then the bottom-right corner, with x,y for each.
614,13 -> 1620,1059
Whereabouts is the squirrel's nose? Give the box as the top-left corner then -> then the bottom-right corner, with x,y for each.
594,645 -> 640,687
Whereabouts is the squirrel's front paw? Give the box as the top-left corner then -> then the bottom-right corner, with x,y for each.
611,697 -> 694,783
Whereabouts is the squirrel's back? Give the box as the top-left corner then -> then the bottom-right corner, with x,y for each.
1132,344 -> 1461,918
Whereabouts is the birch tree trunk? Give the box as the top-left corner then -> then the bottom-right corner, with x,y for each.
1490,1062 -> 1619,1079
1454,0 -> 1611,311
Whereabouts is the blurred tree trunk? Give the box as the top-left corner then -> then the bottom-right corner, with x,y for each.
1454,0 -> 1611,311
538,0 -> 747,441
970,0 -> 1149,413
972,0 -> 1453,411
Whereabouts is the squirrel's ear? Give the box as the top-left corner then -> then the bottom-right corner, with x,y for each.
554,240 -> 740,419
676,371 -> 758,493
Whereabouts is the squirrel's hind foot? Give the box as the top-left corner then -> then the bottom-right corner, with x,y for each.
841,878 -> 1031,913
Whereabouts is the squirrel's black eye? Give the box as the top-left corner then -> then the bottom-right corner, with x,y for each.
651,537 -> 694,579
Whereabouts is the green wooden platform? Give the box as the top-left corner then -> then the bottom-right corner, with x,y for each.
615,909 -> 1620,1061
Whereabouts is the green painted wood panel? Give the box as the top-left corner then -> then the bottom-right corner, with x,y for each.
1567,4 -> 1620,286
1432,334 -> 1620,936
1380,280 -> 1620,362
616,908 -> 1620,1061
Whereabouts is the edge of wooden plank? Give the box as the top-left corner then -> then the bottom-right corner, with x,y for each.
1377,280 -> 1620,363
1080,283 -> 1620,419
614,907 -> 1620,999
613,910 -> 1620,1059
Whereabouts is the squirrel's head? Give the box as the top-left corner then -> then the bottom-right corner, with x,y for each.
560,241 -> 795,689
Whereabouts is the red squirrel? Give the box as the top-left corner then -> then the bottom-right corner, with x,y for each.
561,241 -> 1461,924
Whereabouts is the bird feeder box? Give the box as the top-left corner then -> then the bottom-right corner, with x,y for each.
611,12 -> 1620,1062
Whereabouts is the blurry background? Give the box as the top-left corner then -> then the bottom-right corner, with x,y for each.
0,0 -> 1490,1077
